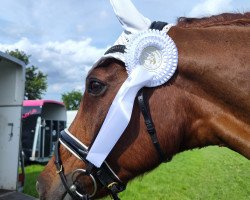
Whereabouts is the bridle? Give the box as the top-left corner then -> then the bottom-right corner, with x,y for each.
54,129 -> 125,200
54,21 -> 171,200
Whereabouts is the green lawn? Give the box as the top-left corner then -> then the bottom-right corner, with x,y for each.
23,164 -> 45,197
24,146 -> 250,199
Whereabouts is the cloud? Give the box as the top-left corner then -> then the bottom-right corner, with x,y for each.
0,0 -> 117,45
1,0 -> 249,102
0,38 -> 107,100
188,0 -> 233,17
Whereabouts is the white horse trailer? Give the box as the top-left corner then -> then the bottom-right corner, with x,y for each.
66,110 -> 78,128
0,52 -> 36,199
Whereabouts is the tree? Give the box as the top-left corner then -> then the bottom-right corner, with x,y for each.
6,49 -> 48,99
62,90 -> 82,110
6,49 -> 30,65
25,66 -> 48,99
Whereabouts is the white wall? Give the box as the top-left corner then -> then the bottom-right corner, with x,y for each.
0,52 -> 25,190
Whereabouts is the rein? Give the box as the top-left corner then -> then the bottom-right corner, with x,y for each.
54,21 -> 169,200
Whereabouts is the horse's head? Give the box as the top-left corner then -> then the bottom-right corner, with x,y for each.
37,1 -> 180,199
37,1 -> 250,199
37,58 -> 179,199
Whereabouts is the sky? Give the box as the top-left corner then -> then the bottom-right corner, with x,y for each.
0,0 -> 249,101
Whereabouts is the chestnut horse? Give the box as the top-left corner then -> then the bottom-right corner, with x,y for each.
37,13 -> 250,199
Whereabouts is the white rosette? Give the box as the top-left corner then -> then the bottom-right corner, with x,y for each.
86,30 -> 178,167
125,29 -> 178,87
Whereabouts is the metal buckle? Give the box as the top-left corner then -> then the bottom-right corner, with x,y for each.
56,165 -> 63,174
107,182 -> 118,190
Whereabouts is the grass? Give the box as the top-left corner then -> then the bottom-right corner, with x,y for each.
23,164 -> 45,197
118,147 -> 250,200
24,146 -> 250,199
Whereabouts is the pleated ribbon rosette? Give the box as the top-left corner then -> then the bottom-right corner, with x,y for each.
86,29 -> 178,167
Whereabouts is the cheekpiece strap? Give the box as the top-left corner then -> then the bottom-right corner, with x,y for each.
137,89 -> 168,162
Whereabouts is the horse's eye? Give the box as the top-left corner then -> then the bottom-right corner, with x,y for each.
87,79 -> 107,96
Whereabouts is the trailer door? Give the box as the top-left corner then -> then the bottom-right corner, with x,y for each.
0,52 -> 25,190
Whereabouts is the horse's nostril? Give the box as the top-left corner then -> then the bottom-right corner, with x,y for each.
36,181 -> 40,192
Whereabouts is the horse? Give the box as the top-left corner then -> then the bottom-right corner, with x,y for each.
36,2 -> 250,199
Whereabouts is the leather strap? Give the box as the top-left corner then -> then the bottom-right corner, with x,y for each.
55,131 -> 126,200
150,21 -> 168,30
54,141 -> 89,200
137,89 -> 167,162
104,45 -> 126,55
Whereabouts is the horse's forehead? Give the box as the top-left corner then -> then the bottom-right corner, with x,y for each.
87,58 -> 126,79
88,55 -> 124,73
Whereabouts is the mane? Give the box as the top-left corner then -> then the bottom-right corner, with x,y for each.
177,12 -> 250,28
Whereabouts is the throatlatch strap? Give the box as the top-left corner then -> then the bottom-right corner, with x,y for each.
137,89 -> 167,162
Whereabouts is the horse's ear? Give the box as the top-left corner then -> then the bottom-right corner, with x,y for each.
110,0 -> 151,33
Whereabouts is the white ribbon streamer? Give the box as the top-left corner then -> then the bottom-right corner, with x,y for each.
86,66 -> 152,167
86,30 -> 178,167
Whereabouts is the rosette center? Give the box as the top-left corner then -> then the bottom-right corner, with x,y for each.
140,46 -> 163,71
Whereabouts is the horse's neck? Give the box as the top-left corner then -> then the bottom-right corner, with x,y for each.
170,26 -> 249,120
168,26 -> 250,159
